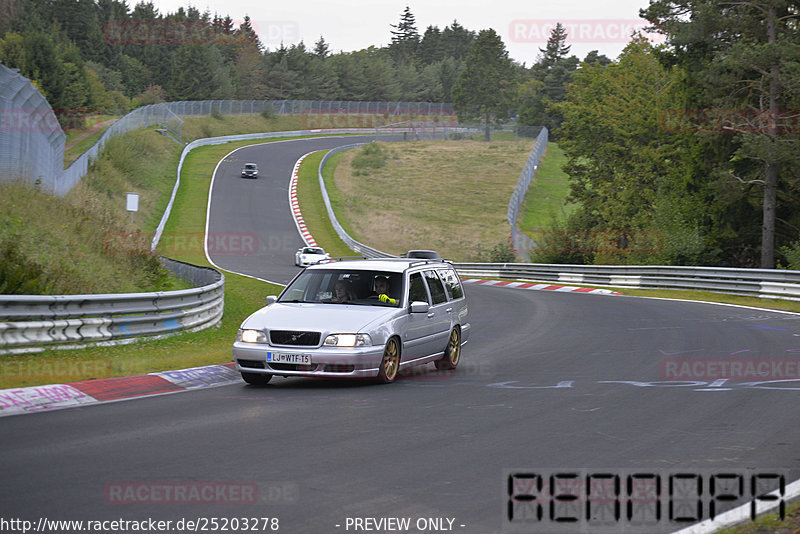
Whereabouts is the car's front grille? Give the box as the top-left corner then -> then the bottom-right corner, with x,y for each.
238,359 -> 265,369
268,363 -> 318,372
323,364 -> 355,373
269,330 -> 321,346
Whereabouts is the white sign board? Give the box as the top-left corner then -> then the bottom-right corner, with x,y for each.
126,192 -> 139,212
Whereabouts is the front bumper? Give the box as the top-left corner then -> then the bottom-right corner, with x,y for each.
233,341 -> 385,378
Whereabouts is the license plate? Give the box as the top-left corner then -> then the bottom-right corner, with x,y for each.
266,351 -> 312,364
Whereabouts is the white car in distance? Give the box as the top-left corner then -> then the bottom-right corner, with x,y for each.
295,246 -> 330,267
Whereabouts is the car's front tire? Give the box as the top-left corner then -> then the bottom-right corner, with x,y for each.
377,337 -> 400,383
241,372 -> 272,385
435,327 -> 461,371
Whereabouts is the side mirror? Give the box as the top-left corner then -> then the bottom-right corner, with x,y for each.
265,295 -> 278,306
410,301 -> 429,314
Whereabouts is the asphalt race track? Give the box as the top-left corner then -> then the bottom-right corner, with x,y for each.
206,134 -> 401,284
2,135 -> 800,533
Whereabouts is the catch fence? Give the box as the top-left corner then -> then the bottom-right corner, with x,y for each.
0,64 -> 456,197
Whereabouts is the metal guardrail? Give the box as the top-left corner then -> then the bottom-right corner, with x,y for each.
317,144 -> 394,259
312,128 -> 478,259
453,263 -> 800,300
151,128 -> 410,252
0,259 -> 224,354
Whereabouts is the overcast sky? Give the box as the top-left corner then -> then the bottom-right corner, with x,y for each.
149,0 -> 659,64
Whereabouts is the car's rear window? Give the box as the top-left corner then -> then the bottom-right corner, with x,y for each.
439,268 -> 464,299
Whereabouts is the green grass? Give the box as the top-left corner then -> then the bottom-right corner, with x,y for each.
517,142 -> 575,233
469,275 -> 800,314
0,140 -> 286,389
0,129 -> 185,295
296,151 -> 356,259
715,498 -> 800,533
63,115 -> 119,167
63,128 -> 110,166
620,287 -> 800,313
0,132 -> 369,388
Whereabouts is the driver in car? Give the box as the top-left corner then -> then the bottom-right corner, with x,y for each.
374,276 -> 397,305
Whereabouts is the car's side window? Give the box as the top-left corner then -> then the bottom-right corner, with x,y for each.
439,268 -> 464,300
408,273 -> 429,304
423,270 -> 448,305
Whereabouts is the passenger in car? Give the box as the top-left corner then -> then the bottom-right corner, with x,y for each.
331,280 -> 355,303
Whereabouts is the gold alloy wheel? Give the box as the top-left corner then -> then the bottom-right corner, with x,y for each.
435,328 -> 461,370
379,338 -> 400,383
447,328 -> 461,366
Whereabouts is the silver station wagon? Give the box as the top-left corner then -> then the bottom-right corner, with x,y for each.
232,257 -> 470,384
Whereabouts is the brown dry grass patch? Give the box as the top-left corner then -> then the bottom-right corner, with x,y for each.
330,140 -> 533,261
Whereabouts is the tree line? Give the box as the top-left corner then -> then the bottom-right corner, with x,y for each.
542,1 -> 800,270
0,1 -> 479,121
2,1 -> 798,269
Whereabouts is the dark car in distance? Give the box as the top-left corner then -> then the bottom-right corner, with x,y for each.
241,163 -> 258,179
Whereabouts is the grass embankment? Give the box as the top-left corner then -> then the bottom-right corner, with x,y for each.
0,129 -> 185,295
516,142 -> 575,233
0,139 -> 290,389
326,139 -> 533,261
296,152 -> 355,259
63,115 -> 121,166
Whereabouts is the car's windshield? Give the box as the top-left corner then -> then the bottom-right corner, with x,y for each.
303,248 -> 324,255
244,164 -> 256,169
279,269 -> 402,307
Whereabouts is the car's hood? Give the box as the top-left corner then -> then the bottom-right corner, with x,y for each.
242,302 -> 402,333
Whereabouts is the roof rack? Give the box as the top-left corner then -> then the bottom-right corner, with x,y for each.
315,256 -> 451,267
316,256 -> 368,264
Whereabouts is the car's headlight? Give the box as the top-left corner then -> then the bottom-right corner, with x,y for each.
323,334 -> 372,347
237,329 -> 267,343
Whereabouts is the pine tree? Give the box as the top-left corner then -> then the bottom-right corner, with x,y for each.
236,15 -> 262,52
417,25 -> 443,64
451,29 -> 517,140
642,0 -> 800,268
520,24 -> 580,136
313,36 -> 330,58
389,6 -> 420,64
537,22 -> 571,69
441,21 -> 475,60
